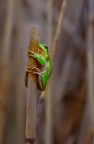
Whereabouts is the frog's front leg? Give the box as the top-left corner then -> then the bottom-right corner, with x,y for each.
28,50 -> 46,66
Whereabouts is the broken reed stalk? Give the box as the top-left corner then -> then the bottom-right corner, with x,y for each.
0,0 -> 15,143
25,26 -> 40,144
87,0 -> 94,142
41,0 -> 67,97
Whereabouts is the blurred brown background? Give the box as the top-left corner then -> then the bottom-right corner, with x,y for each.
0,0 -> 94,144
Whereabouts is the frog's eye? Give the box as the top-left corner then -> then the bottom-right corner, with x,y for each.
44,45 -> 48,51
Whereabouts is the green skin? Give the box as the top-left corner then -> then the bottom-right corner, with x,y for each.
27,43 -> 52,91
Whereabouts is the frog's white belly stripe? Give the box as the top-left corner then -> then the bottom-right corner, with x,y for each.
43,61 -> 48,72
37,61 -> 49,91
38,73 -> 44,90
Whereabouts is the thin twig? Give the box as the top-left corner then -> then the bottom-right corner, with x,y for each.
41,0 -> 67,98
54,0 -> 85,103
45,0 -> 53,144
51,0 -> 67,59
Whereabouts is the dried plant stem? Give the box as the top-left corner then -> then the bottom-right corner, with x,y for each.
45,0 -> 53,144
51,0 -> 67,59
41,0 -> 67,98
25,26 -> 40,144
41,2 -> 67,143
0,0 -> 15,143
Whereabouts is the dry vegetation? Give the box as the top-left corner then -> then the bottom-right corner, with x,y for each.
0,0 -> 94,144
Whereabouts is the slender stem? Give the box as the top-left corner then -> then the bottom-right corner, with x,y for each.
45,0 -> 53,144
41,0 -> 67,98
25,26 -> 40,144
51,0 -> 67,59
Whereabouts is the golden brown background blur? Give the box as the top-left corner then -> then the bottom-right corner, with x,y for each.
0,0 -> 94,144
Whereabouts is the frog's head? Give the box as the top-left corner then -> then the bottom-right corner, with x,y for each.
39,43 -> 49,59
39,43 -> 48,52
44,45 -> 48,51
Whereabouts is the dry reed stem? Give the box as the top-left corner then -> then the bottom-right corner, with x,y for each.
25,26 -> 40,143
51,0 -> 67,59
41,0 -> 67,98
45,0 -> 53,144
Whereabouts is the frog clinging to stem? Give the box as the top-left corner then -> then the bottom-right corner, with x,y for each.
25,43 -> 52,91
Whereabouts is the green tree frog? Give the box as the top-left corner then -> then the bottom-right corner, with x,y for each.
25,43 -> 52,91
